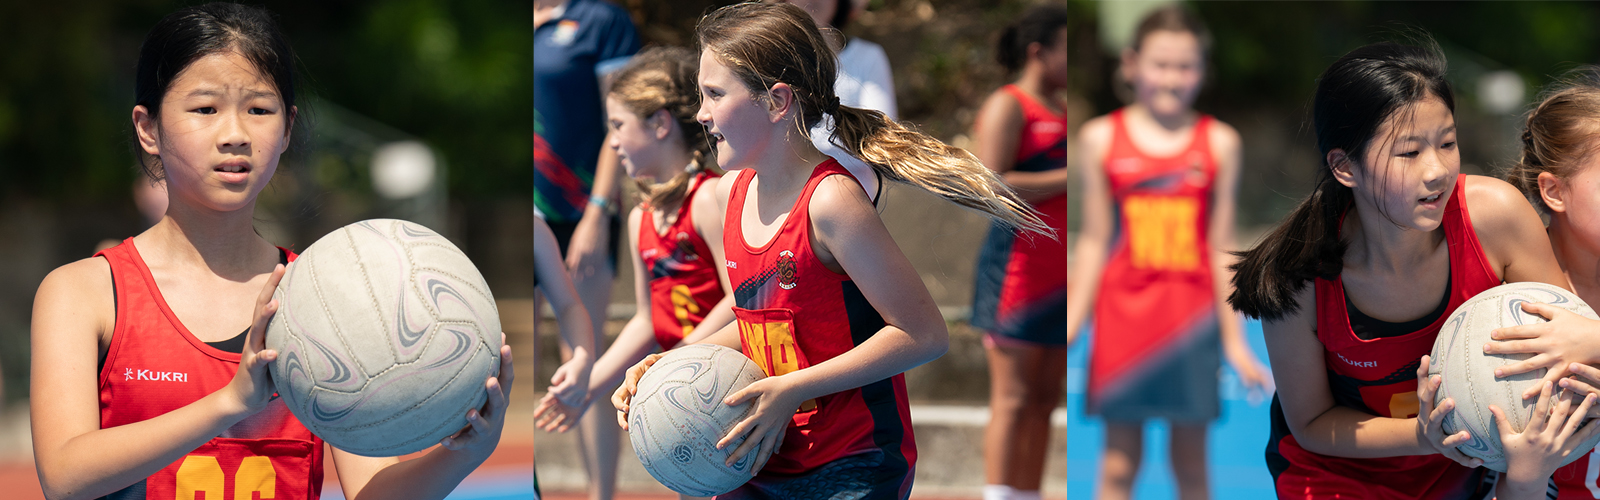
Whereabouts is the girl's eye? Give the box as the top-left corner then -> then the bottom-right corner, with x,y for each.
1442,141 -> 1457,149
248,107 -> 272,116
1398,150 -> 1420,158
194,107 -> 216,114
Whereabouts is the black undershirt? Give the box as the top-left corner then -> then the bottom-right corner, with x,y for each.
1345,270 -> 1452,340
99,248 -> 288,372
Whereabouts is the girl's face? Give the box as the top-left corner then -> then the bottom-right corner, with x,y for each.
1124,30 -> 1203,117
605,96 -> 674,182
1352,96 -> 1460,232
135,50 -> 290,214
696,51 -> 777,171
1035,27 -> 1072,89
1546,146 -> 1600,255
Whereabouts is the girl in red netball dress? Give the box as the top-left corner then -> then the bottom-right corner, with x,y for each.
535,47 -> 734,500
612,3 -> 1048,498
29,4 -> 512,499
1230,39 -> 1595,500
1064,7 -> 1270,499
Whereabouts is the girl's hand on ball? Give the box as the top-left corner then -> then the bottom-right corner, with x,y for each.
613,353 -> 664,431
223,264 -> 285,415
1494,380 -> 1600,494
1485,302 -> 1600,400
717,375 -> 798,473
1416,355 -> 1482,467
1557,362 -> 1600,419
439,342 -> 514,463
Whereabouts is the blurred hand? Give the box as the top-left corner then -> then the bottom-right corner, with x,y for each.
1225,342 -> 1274,404
534,348 -> 592,432
565,212 -> 609,280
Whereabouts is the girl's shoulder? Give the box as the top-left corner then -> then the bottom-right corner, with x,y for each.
976,87 -> 1025,124
34,255 -> 115,340
1075,113 -> 1116,151
1461,174 -> 1533,224
690,175 -> 724,226
806,173 -> 875,229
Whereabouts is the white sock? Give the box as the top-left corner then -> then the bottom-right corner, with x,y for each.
983,484 -> 1017,500
982,484 -> 1042,500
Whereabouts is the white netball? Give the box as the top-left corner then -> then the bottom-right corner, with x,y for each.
629,343 -> 768,496
1428,281 -> 1600,472
265,219 -> 502,456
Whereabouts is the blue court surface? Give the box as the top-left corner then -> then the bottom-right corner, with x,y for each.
1065,318 -> 1277,499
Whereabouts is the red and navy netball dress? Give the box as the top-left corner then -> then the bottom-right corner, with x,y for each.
639,171 -> 725,349
1265,175 -> 1496,499
720,159 -> 916,499
1086,109 -> 1221,422
97,240 -> 324,500
970,84 -> 1071,345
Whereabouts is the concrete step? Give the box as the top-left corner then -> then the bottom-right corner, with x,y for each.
533,404 -> 1071,498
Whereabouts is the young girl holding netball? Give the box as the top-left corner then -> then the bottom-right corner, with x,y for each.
1230,39 -> 1595,499
1062,6 -> 1270,499
29,4 -> 511,498
534,48 -> 734,500
613,2 -> 1046,497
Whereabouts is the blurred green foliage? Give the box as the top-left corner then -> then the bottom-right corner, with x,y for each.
0,0 -> 531,204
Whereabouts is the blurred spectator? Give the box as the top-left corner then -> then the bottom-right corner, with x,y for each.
783,0 -> 897,201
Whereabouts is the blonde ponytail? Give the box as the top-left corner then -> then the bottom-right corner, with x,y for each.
830,104 -> 1048,235
699,1 -> 1050,236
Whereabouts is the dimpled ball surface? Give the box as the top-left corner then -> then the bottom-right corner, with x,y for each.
629,344 -> 768,496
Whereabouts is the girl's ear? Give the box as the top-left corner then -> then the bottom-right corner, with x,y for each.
1328,149 -> 1358,189
650,108 -> 674,141
764,82 -> 796,123
1539,171 -> 1568,213
133,105 -> 161,156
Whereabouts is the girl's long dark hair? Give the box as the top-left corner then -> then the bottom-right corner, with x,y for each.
1229,39 -> 1454,321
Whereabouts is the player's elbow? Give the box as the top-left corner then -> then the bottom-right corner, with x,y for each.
913,322 -> 949,365
37,470 -> 88,500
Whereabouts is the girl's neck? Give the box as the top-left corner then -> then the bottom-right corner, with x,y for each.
1014,66 -> 1060,111
644,146 -> 695,185
1124,102 -> 1196,133
1343,199 -> 1444,275
138,198 -> 275,279
750,123 -> 830,195
1549,216 -> 1599,296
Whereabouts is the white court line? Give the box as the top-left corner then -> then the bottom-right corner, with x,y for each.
909,404 -> 1072,427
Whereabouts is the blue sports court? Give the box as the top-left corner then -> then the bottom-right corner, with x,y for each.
1066,318 -> 1277,499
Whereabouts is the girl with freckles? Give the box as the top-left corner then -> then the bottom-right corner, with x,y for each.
612,2 -> 1047,498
